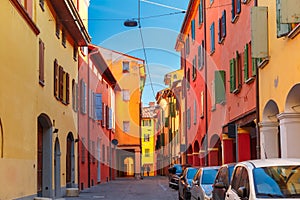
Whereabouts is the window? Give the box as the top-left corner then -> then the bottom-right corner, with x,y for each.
91,141 -> 95,163
231,0 -> 241,22
211,80 -> 216,110
123,121 -> 130,133
215,70 -> 226,104
102,103 -> 106,127
72,79 -> 79,112
17,0 -> 33,18
144,134 -> 150,142
187,108 -> 191,129
199,0 -> 203,26
198,40 -> 204,70
80,79 -> 87,113
276,0 -> 292,37
218,10 -> 227,43
62,28 -> 66,48
106,105 -> 110,128
39,0 -> 44,11
73,45 -> 78,61
185,35 -> 190,55
191,19 -> 195,41
200,91 -> 204,118
56,19 -> 60,39
94,93 -> 103,120
192,56 -> 197,80
143,120 -> 151,126
39,39 -> 45,85
169,102 -> 175,117
122,61 -> 130,72
122,90 -> 130,101
145,149 -> 150,157
210,22 -> 215,54
230,52 -> 242,93
243,43 -> 256,83
89,90 -> 94,118
193,100 -> 197,125
53,60 -> 70,104
187,69 -> 190,90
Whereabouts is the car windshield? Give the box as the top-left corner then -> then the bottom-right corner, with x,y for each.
187,168 -> 198,179
201,168 -> 218,185
253,165 -> 300,198
174,165 -> 182,174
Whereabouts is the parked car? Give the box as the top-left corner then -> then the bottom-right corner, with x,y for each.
168,164 -> 183,189
178,167 -> 199,200
225,158 -> 300,200
190,166 -> 220,200
211,163 -> 236,200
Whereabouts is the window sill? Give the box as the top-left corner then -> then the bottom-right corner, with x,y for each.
210,50 -> 215,55
231,15 -> 239,24
218,37 -> 225,44
287,23 -> 300,39
258,57 -> 269,69
245,77 -> 255,84
39,80 -> 45,86
232,88 -> 240,94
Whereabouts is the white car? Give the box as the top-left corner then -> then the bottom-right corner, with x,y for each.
190,166 -> 220,200
225,158 -> 300,200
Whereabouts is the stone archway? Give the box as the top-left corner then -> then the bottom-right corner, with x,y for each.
209,134 -> 222,166
37,114 -> 53,198
193,141 -> 200,166
278,84 -> 300,158
260,100 -> 280,158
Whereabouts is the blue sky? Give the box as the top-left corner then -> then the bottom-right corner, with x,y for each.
88,0 -> 188,105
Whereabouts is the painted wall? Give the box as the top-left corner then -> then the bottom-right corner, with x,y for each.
141,118 -> 155,176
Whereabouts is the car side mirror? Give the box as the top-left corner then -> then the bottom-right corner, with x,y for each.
237,186 -> 247,199
214,182 -> 226,189
193,180 -> 199,186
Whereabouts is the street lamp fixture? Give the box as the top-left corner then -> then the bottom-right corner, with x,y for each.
124,19 -> 138,27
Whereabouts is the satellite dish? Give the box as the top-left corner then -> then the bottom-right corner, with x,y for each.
111,139 -> 118,145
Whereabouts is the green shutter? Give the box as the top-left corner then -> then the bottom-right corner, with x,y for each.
169,102 -> 175,117
165,117 -> 169,127
161,133 -> 165,146
169,129 -> 173,142
244,44 -> 249,81
252,58 -> 257,76
230,59 -> 236,93
276,0 -> 291,37
215,70 -> 226,103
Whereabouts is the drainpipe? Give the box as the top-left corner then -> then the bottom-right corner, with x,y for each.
87,52 -> 91,188
254,0 -> 261,159
203,0 -> 209,166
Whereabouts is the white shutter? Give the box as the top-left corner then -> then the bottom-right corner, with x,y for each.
94,93 -> 102,120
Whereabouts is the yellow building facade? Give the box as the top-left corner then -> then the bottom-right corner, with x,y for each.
0,0 -> 90,199
141,104 -> 157,176
254,0 -> 300,159
98,47 -> 145,178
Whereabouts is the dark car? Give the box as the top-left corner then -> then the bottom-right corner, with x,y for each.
178,167 -> 198,200
168,164 -> 183,189
211,163 -> 235,200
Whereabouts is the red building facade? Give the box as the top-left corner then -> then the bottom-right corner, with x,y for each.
176,0 -> 258,166
78,45 -> 117,190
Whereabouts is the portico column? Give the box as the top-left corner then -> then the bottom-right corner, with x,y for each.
135,149 -> 141,179
277,113 -> 300,158
258,121 -> 279,159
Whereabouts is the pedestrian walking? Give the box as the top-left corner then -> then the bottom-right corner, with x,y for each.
141,165 -> 144,179
146,165 -> 150,176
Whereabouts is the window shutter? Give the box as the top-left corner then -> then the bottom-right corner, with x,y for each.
39,39 -> 45,85
236,51 -> 242,87
218,18 -> 222,43
102,103 -> 106,127
81,79 -> 87,114
198,46 -> 202,69
94,93 -> 103,120
276,0 -> 291,37
194,100 -> 197,124
201,40 -> 204,67
231,0 -> 235,21
54,60 -> 59,99
191,20 -> 195,40
199,0 -> 203,25
244,44 -> 249,81
109,108 -> 112,129
237,0 -> 241,14
59,66 -> 64,100
66,73 -> 70,104
165,117 -> 169,127
230,59 -> 236,93
106,106 -> 109,128
252,58 -> 257,76
215,70 -> 226,103
222,10 -> 227,38
210,22 -> 215,53
187,108 -> 191,129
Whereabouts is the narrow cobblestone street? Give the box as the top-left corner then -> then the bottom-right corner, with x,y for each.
65,176 -> 177,200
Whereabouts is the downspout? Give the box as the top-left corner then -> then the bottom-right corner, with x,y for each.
203,0 -> 209,166
87,52 -> 91,187
254,0 -> 261,159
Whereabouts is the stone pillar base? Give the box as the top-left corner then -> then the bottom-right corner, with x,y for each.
66,188 -> 79,197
